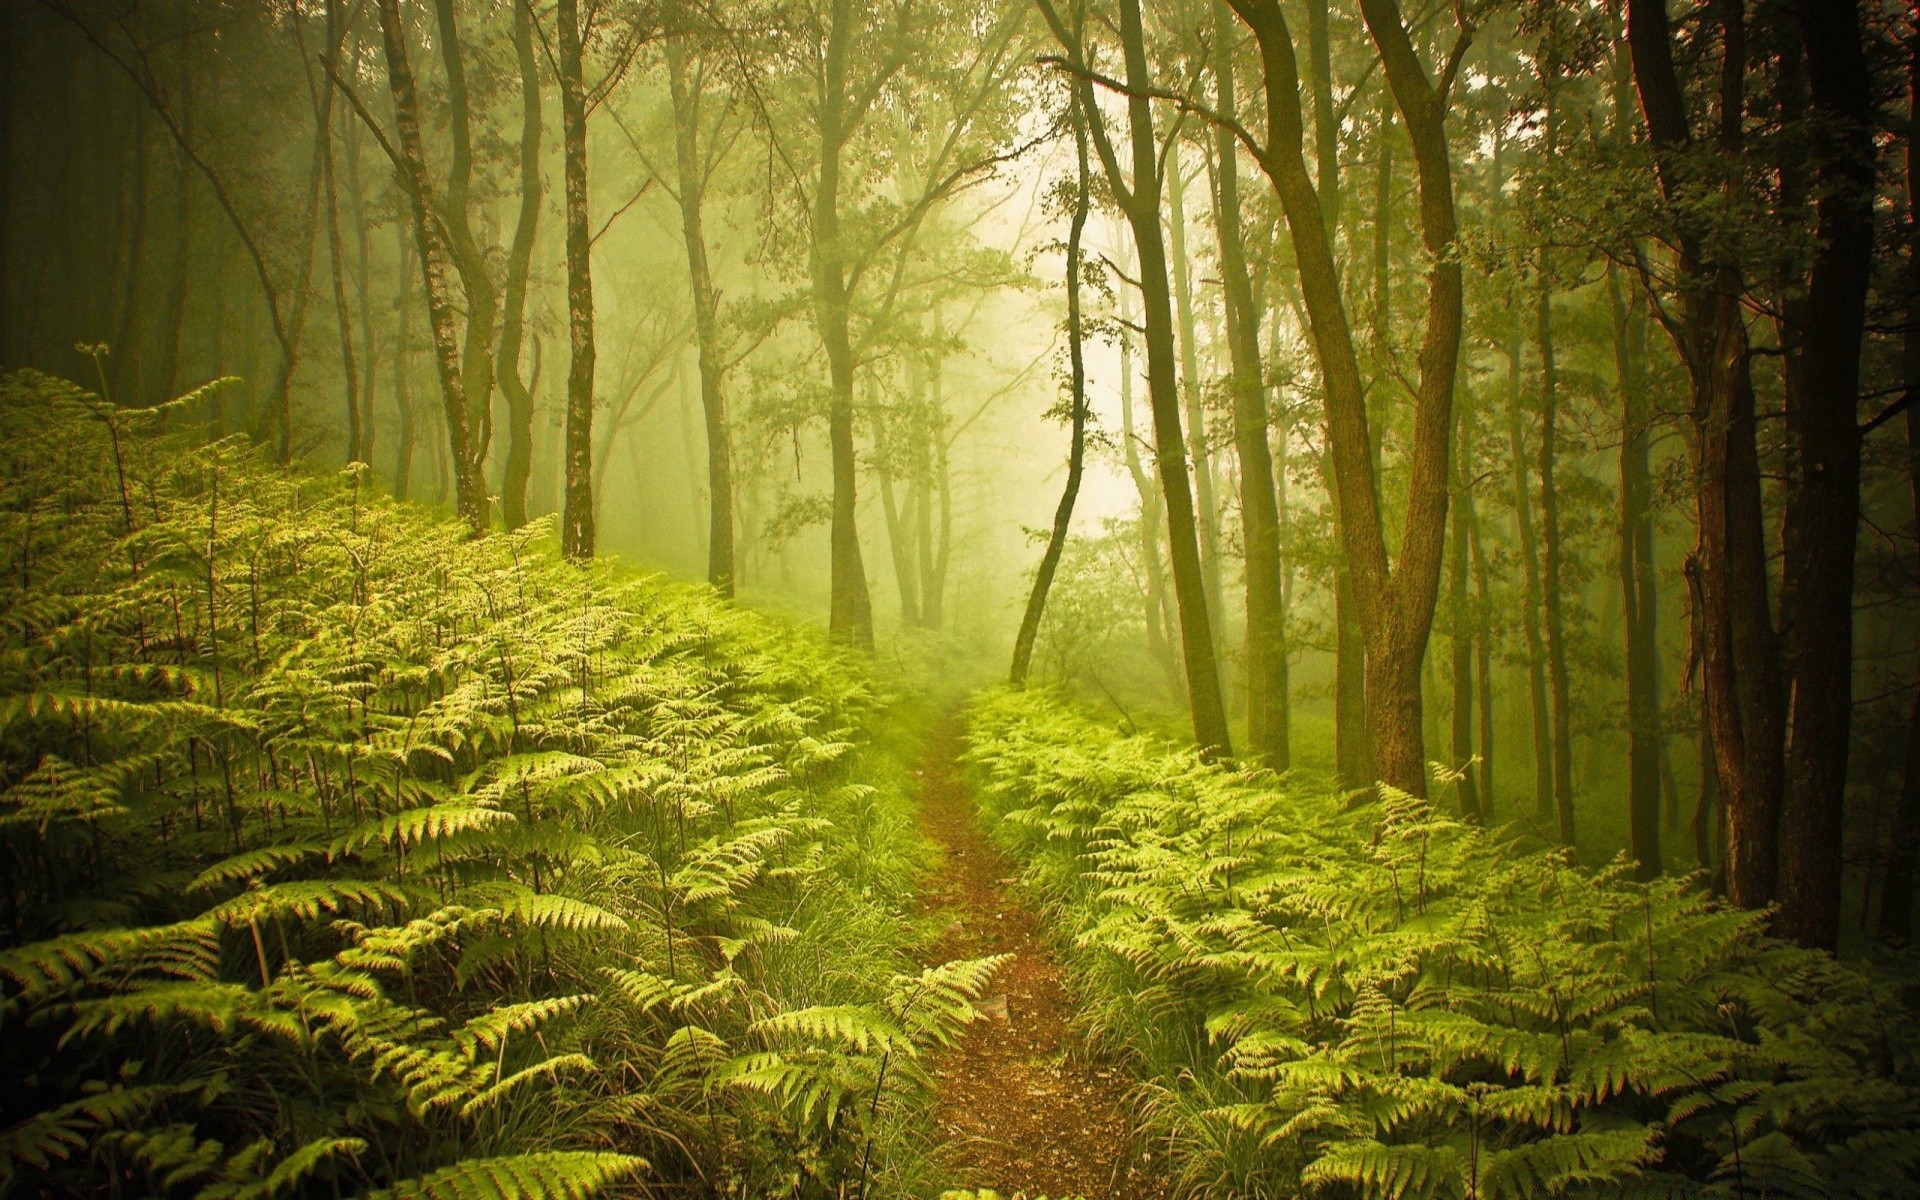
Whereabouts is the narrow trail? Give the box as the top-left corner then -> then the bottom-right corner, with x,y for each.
913,716 -> 1166,1200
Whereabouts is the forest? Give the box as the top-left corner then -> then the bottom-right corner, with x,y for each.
1,0 -> 1918,1195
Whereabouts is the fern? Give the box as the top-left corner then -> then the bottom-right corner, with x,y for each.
368,1152 -> 647,1200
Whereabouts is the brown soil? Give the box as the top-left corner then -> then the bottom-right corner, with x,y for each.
914,716 -> 1166,1200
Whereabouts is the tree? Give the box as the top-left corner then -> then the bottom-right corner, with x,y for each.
498,0 -> 544,532
373,0 -> 489,534
1227,0 -> 1471,794
1210,0 -> 1289,770
1011,91 -> 1091,687
556,0 -> 596,560
1040,0 -> 1233,758
666,9 -> 737,595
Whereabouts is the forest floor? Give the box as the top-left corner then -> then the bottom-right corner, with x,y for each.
914,715 -> 1168,1200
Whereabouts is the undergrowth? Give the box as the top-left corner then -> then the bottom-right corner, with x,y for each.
964,687 -> 1920,1199
0,371 -> 998,1199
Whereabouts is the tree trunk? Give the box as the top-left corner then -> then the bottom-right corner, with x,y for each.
1167,147 -> 1226,646
1070,0 -> 1231,757
428,0 -> 499,517
811,0 -> 875,646
1470,506 -> 1495,809
1212,0 -> 1288,768
1773,0 -> 1874,951
317,0 -> 359,463
556,0 -> 596,560
875,395 -> 922,627
391,223 -> 415,503
375,0 -> 487,533
1119,292 -> 1184,705
1612,263 -> 1663,879
1629,0 -> 1783,911
343,90 -> 380,471
1228,0 -> 1465,793
1449,403 -> 1480,821
1012,97 -> 1091,687
667,25 -> 736,596
498,0 -> 543,531
1538,249 -> 1575,845
1507,317 -> 1553,819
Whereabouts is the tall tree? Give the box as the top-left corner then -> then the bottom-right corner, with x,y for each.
498,0 -> 544,531
1228,0 -> 1472,793
1041,0 -> 1233,757
556,0 -> 596,559
1533,42 -> 1575,845
1772,0 -> 1876,950
667,14 -> 736,595
374,0 -> 488,533
1628,0 -> 1782,911
1011,92 -> 1091,687
1211,0 -> 1290,769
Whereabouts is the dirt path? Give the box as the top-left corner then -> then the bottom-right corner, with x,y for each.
914,716 -> 1165,1200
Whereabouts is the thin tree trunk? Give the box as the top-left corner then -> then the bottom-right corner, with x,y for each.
813,0 -> 874,646
1470,506 -> 1495,809
1629,0 -> 1784,912
1538,249 -> 1574,845
343,87 -> 380,471
1612,263 -> 1663,878
1449,403 -> 1480,820
428,0 -> 499,513
1167,147 -> 1226,644
1212,0 -> 1288,768
1058,0 -> 1231,756
498,0 -> 543,530
556,0 -> 596,559
1119,296 -> 1183,705
667,23 -> 736,595
1228,0 -> 1467,792
875,397 -> 922,626
1508,305 -> 1553,819
317,0 -> 359,462
391,223 -> 416,502
374,0 -> 486,532
1012,95 -> 1090,687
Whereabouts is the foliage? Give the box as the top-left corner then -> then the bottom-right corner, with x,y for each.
964,688 -> 1920,1199
0,372 -> 997,1199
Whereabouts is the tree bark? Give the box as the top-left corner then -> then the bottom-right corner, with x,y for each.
498,0 -> 543,531
316,0 -> 359,463
374,0 -> 487,533
1538,248 -> 1575,845
1012,96 -> 1091,687
1212,0 -> 1289,769
390,223 -> 415,503
1119,286 -> 1185,705
667,24 -> 736,596
1053,0 -> 1232,756
1611,263 -> 1663,879
1470,505 -> 1495,809
1449,402 -> 1480,821
556,0 -> 596,560
431,0 -> 499,492
1167,147 -> 1226,645
1773,0 -> 1874,951
1228,0 -> 1466,793
1629,0 -> 1782,910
